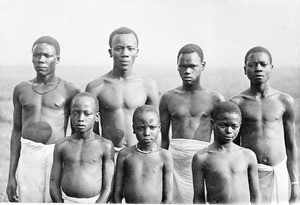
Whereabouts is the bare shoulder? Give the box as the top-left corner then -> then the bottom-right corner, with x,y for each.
239,146 -> 257,162
230,89 -> 251,105
85,72 -> 111,92
54,135 -> 74,151
275,89 -> 295,106
13,80 -> 32,95
95,135 -> 114,150
193,146 -> 210,162
60,78 -> 81,97
160,88 -> 179,102
203,87 -> 225,102
118,146 -> 134,160
157,147 -> 172,160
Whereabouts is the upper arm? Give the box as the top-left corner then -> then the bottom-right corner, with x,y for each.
50,143 -> 63,185
162,151 -> 173,203
192,153 -> 205,203
113,149 -> 127,202
159,94 -> 172,148
12,85 -> 23,132
145,79 -> 159,108
246,150 -> 260,203
282,95 -> 296,148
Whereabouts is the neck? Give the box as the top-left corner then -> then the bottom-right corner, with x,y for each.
250,82 -> 270,97
136,143 -> 156,153
112,66 -> 133,79
182,81 -> 202,92
75,129 -> 95,141
35,73 -> 57,84
214,141 -> 234,152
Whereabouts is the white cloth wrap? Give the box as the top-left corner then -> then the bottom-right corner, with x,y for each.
16,137 -> 55,202
169,138 -> 210,204
258,158 -> 289,204
62,190 -> 100,203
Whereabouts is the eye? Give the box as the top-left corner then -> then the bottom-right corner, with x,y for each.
72,111 -> 78,116
149,125 -> 157,130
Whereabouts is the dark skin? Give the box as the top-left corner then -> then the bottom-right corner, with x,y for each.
230,51 -> 300,203
6,43 -> 80,202
50,96 -> 115,203
86,33 -> 159,149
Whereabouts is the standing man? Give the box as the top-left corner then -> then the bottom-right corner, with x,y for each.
159,44 -> 224,203
230,46 -> 300,203
6,36 -> 80,202
86,27 -> 159,155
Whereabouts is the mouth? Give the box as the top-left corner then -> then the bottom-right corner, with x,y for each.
76,124 -> 85,128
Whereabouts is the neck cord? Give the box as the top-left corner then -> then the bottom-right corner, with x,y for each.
32,77 -> 60,95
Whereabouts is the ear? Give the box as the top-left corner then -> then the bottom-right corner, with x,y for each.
202,61 -> 206,71
108,49 -> 113,58
271,65 -> 274,72
211,119 -> 215,126
56,56 -> 60,64
95,112 -> 100,122
244,66 -> 246,75
135,48 -> 139,57
158,123 -> 161,132
132,125 -> 136,134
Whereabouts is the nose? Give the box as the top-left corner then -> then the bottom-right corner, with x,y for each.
78,113 -> 84,122
254,64 -> 263,72
121,48 -> 129,57
184,67 -> 192,74
38,55 -> 46,63
144,127 -> 151,136
225,126 -> 233,133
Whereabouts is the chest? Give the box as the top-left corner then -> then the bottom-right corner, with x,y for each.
168,94 -> 215,118
63,142 -> 103,164
205,152 -> 248,176
97,81 -> 147,109
240,98 -> 284,122
20,90 -> 67,111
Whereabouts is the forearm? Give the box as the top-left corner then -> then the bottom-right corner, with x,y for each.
8,131 -> 21,179
49,182 -> 63,203
286,145 -> 298,183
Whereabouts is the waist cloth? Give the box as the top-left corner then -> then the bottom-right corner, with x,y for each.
16,137 -> 55,202
169,138 -> 210,204
258,157 -> 289,203
62,190 -> 100,203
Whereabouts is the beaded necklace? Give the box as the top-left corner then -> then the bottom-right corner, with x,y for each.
135,143 -> 156,154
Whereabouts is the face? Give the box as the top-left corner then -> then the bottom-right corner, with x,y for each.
212,112 -> 241,144
32,43 -> 59,76
177,52 -> 205,86
71,97 -> 99,134
244,52 -> 273,85
109,33 -> 139,71
133,112 -> 160,146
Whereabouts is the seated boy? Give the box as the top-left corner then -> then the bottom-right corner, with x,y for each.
50,92 -> 115,203
192,101 -> 261,204
114,105 -> 173,204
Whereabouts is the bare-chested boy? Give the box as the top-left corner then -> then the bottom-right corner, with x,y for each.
159,44 -> 224,203
114,105 -> 173,204
230,46 -> 300,203
50,92 -> 114,203
86,27 -> 159,156
6,36 -> 80,203
192,101 -> 261,204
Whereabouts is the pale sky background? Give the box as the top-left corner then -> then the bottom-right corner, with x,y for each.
0,0 -> 299,70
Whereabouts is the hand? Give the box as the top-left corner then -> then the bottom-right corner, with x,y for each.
289,184 -> 300,203
6,177 -> 19,202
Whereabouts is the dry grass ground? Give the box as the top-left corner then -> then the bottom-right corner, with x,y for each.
0,64 -> 299,202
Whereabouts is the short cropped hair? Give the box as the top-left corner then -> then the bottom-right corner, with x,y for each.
71,92 -> 99,112
244,46 -> 272,65
109,27 -> 139,48
32,36 -> 60,55
212,101 -> 241,121
177,44 -> 204,62
132,105 -> 159,124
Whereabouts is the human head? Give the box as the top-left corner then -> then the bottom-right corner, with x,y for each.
70,92 -> 100,133
211,101 -> 242,143
244,46 -> 272,65
177,44 -> 204,62
244,46 -> 273,85
132,105 -> 160,145
71,92 -> 99,112
109,27 -> 139,48
177,44 -> 205,86
32,36 -> 60,56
